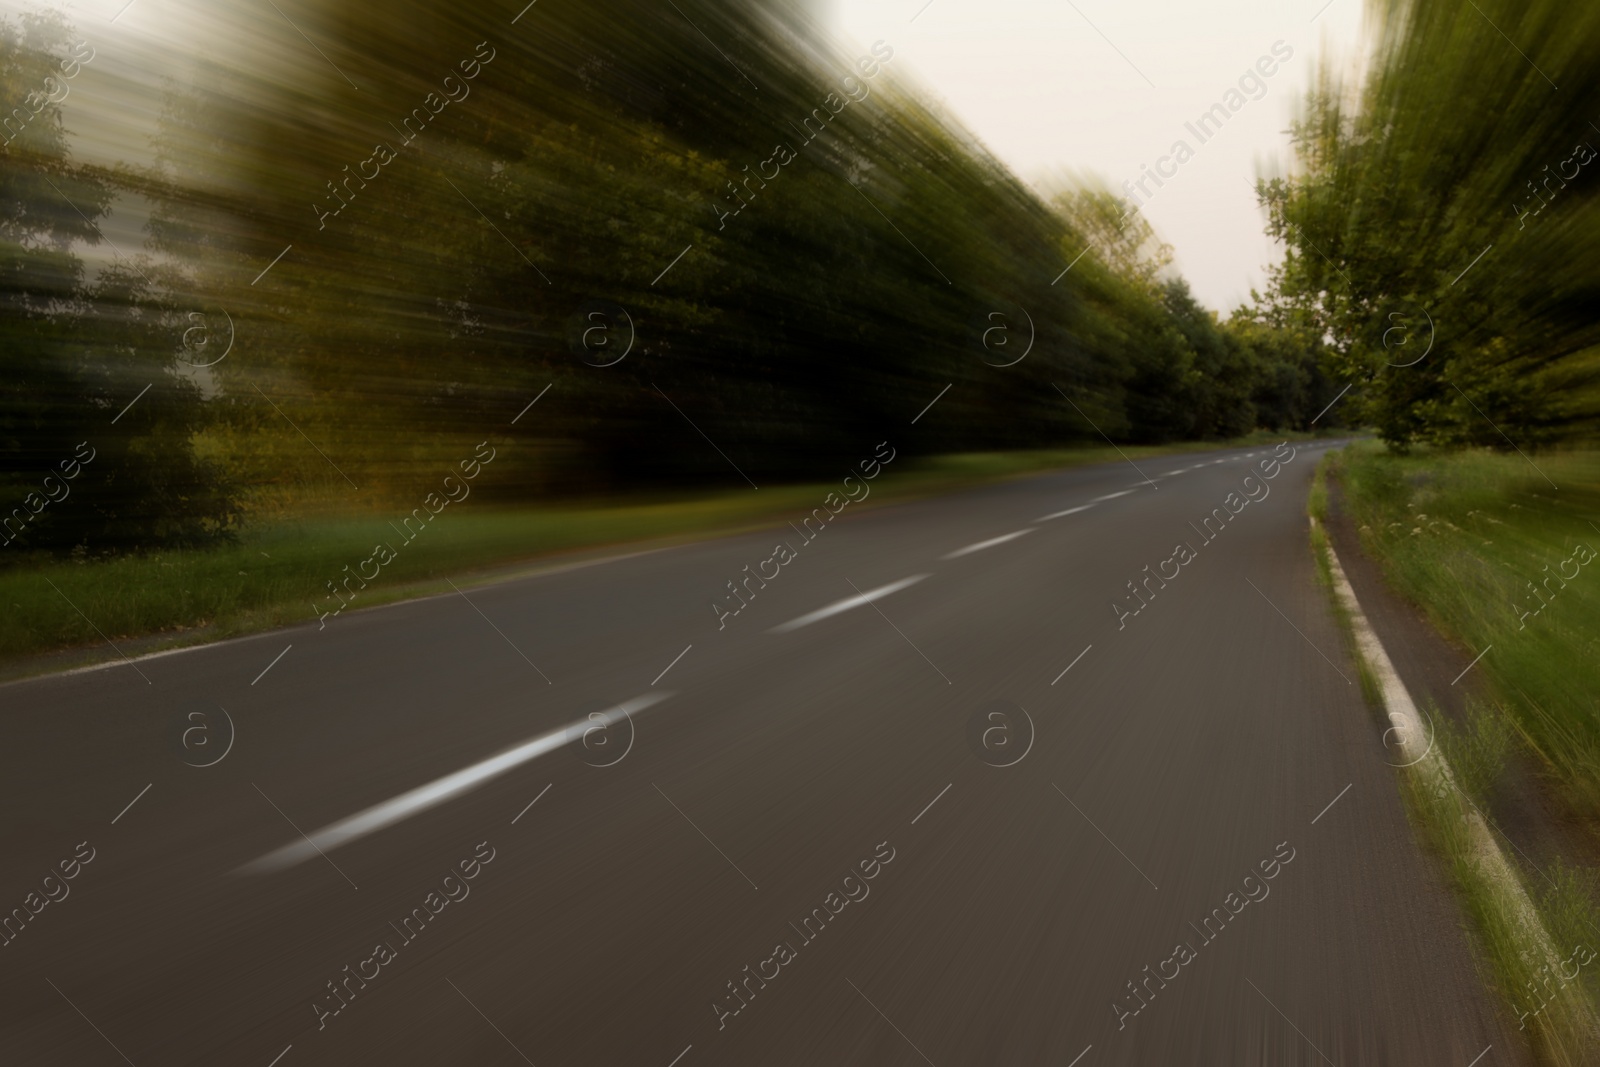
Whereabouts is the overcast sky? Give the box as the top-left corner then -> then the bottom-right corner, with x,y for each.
832,0 -> 1370,312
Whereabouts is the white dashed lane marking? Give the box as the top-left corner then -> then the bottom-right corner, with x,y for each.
941,528 -> 1036,560
769,574 -> 930,634
1037,503 -> 1096,522
241,692 -> 674,872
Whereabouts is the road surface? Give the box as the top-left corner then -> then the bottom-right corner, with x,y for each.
0,440 -> 1527,1065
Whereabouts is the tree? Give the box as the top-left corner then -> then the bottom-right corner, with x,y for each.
1261,0 -> 1600,448
1,10 -> 234,559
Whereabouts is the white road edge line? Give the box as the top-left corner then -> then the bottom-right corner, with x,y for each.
1036,503 -> 1095,522
1316,517 -> 1571,983
1091,489 -> 1137,503
769,574 -> 929,634
941,528 -> 1035,560
1320,521 -> 1448,774
239,693 -> 673,873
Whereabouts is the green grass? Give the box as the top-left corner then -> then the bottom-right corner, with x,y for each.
1313,446 -> 1600,1063
1437,698 -> 1517,810
0,432 -> 1320,669
1402,766 -> 1599,1066
1336,441 -> 1600,816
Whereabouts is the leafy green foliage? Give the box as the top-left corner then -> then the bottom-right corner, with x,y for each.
1261,0 -> 1600,448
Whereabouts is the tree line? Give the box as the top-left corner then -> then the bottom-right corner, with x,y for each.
2,0 -> 1339,559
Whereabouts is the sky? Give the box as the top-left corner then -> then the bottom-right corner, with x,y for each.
831,0 -> 1370,311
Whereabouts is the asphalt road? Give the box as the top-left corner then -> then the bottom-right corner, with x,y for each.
0,440 -> 1530,1066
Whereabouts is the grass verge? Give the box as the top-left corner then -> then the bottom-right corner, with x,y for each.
1311,449 -> 1600,1063
1401,752 -> 1599,1064
1334,441 -> 1600,817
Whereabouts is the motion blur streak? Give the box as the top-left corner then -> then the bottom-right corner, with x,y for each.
4,0 -> 1600,1062
767,572 -> 928,632
2,0 -> 1340,586
240,691 -> 671,872
1265,0 -> 1600,447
